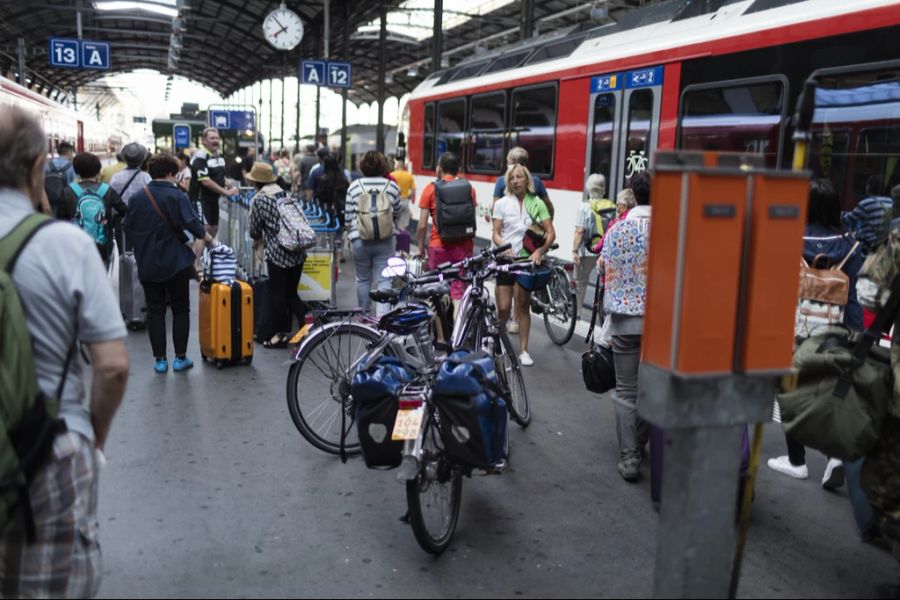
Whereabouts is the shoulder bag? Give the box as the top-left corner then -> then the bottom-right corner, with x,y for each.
582,270 -> 616,394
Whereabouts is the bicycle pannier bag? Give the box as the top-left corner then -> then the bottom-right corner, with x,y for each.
433,350 -> 508,469
351,356 -> 413,469
357,183 -> 394,242
434,178 -> 476,241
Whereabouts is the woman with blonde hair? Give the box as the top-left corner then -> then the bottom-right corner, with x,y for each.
492,163 -> 556,366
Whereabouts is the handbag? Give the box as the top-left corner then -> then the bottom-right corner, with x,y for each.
795,242 -> 859,338
777,270 -> 900,461
582,271 -> 616,394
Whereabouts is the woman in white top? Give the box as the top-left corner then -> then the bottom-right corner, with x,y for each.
491,164 -> 556,366
175,152 -> 192,193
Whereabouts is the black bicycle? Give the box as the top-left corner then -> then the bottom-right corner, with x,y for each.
531,255 -> 578,346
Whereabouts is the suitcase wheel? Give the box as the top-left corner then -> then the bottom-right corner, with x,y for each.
242,356 -> 253,366
215,360 -> 225,370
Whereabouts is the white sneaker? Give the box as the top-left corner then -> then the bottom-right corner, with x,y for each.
822,458 -> 845,490
518,351 -> 534,367
507,320 -> 519,334
767,455 -> 809,479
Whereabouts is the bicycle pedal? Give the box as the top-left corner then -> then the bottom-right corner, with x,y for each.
478,460 -> 507,476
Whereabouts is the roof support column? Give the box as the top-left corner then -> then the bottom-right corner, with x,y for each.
315,86 -> 321,147
432,0 -> 443,73
16,37 -> 26,86
280,61 -> 286,151
295,77 -> 301,154
520,0 -> 534,40
269,78 -> 274,155
341,0 -> 349,165
376,5 -> 387,154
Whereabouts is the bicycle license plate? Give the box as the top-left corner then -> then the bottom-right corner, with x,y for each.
392,407 -> 424,441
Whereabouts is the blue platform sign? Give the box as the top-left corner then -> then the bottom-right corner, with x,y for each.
208,110 -> 231,130
173,124 -> 191,149
49,38 -> 80,69
591,73 -> 622,93
327,61 -> 352,88
301,60 -> 326,86
626,66 -> 664,89
80,41 -> 110,70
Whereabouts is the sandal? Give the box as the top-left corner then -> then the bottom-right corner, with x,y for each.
261,335 -> 289,349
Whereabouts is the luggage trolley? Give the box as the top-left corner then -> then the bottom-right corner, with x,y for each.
298,195 -> 341,308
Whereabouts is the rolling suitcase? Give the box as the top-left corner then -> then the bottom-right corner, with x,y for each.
396,228 -> 411,254
119,233 -> 146,330
199,279 -> 254,368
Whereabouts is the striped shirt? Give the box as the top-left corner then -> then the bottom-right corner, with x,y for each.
344,177 -> 402,242
842,195 -> 893,249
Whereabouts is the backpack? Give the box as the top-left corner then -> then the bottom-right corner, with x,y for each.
274,193 -> 317,252
357,182 -> 394,241
70,182 -> 110,247
583,199 -> 617,253
0,215 -> 71,539
795,241 -> 860,338
434,178 -> 476,241
44,160 -> 70,215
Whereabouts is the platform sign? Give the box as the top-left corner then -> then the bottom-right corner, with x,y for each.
591,73 -> 621,93
301,60 -> 326,86
80,41 -> 110,70
626,66 -> 664,89
173,123 -> 191,149
49,38 -> 80,68
229,111 -> 255,132
327,61 -> 352,88
209,110 -> 231,130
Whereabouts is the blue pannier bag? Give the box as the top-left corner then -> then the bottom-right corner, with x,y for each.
350,356 -> 414,469
433,350 -> 508,469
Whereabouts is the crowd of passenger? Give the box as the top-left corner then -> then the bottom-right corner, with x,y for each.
4,100 -> 900,597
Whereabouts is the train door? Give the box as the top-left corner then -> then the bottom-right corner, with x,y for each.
585,66 -> 663,198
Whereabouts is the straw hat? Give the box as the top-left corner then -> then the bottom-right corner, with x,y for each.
245,161 -> 277,183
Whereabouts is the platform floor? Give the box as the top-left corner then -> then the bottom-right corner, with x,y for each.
95,260 -> 897,598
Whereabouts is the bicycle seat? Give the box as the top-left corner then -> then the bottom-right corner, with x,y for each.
411,282 -> 450,300
369,288 -> 403,304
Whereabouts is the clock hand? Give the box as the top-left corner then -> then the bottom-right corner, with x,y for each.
273,16 -> 285,28
274,25 -> 288,37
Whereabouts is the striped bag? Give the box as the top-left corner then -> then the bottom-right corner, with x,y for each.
204,245 -> 237,285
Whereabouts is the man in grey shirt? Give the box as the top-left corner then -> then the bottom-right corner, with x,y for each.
110,142 -> 152,206
0,106 -> 129,597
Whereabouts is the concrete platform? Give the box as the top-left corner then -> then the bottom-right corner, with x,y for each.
95,261 -> 897,598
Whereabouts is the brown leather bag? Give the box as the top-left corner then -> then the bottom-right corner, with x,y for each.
798,242 -> 860,305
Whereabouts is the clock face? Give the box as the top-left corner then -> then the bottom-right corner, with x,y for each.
262,7 -> 304,51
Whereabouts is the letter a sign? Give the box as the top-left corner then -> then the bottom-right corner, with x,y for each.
80,41 -> 110,70
301,60 -> 326,85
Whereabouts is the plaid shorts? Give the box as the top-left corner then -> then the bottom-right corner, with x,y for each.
0,431 -> 101,599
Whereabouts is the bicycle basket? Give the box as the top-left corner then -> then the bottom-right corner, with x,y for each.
515,265 -> 553,292
377,304 -> 432,335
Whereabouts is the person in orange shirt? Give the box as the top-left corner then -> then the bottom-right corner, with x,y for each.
391,158 -> 416,231
416,152 -> 477,306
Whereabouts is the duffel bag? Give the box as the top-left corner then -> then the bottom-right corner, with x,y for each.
432,350 -> 508,469
777,327 -> 890,461
350,356 -> 413,469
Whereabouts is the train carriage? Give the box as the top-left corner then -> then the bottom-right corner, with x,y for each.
404,0 -> 900,256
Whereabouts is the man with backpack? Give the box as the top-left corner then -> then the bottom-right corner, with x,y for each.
416,152 -> 477,307
573,173 -> 615,311
58,152 -> 127,265
44,140 -> 75,217
0,106 -> 129,597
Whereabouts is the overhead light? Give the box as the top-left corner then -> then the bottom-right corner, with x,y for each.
474,43 -> 487,55
385,72 -> 394,84
591,3 -> 610,21
440,56 -> 449,68
406,66 -> 418,77
94,1 -> 179,18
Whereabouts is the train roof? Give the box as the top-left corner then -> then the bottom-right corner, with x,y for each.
408,0 -> 900,102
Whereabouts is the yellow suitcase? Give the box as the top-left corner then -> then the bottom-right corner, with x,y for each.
199,280 -> 254,368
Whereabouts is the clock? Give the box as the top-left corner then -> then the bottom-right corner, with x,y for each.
262,4 -> 304,51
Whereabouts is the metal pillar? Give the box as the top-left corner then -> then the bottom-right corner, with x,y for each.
280,57 -> 286,151
295,77 -> 301,153
521,0 -> 534,40
268,78 -> 274,155
432,0 -> 443,73
376,5 -> 387,154
315,86 -> 321,147
16,38 -> 26,86
341,1 -> 349,164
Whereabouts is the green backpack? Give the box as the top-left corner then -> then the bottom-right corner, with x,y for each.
0,214 -> 70,539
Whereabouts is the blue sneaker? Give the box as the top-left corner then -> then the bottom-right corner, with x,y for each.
154,359 -> 168,374
172,356 -> 194,372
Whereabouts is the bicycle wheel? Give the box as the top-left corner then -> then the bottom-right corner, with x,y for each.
286,322 -> 381,455
543,267 -> 577,346
495,328 -> 531,428
406,414 -> 463,555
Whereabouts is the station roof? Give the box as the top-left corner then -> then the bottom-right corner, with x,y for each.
0,0 -> 657,105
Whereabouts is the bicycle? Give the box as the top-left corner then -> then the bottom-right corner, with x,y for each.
285,266 -> 454,456
530,254 -> 578,346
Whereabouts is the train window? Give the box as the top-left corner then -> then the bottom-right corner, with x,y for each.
623,89 -> 654,182
450,61 -> 491,83
524,35 -> 587,67
590,93 -> 616,193
423,103 -> 435,169
468,92 -> 506,174
679,78 -> 785,168
810,66 -> 900,209
510,83 -> 558,177
436,98 -> 466,165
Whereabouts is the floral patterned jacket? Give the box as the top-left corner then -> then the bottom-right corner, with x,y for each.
598,205 -> 651,316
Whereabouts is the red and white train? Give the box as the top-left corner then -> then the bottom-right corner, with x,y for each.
404,0 -> 900,255
0,76 -> 121,158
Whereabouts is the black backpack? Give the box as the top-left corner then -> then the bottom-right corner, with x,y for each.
434,178 -> 476,241
44,160 -> 70,216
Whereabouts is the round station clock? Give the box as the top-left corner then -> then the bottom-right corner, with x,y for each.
262,4 -> 304,51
